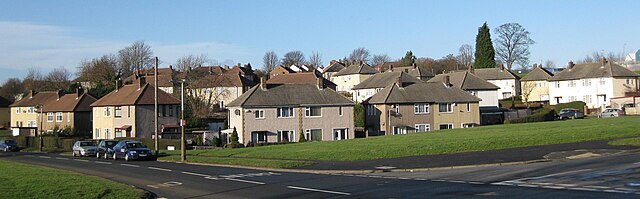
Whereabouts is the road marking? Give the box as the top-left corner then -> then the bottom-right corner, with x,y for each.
432,179 -> 446,182
542,186 -> 566,189
603,190 -> 628,193
25,155 -> 35,157
556,184 -> 578,187
615,188 -> 637,191
449,180 -> 468,184
120,163 -> 140,168
94,161 -> 112,165
147,185 -> 159,189
414,178 -> 428,181
568,187 -> 599,192
584,185 -> 611,189
287,186 -> 351,196
467,181 -> 485,185
55,157 -> 69,160
74,159 -> 89,162
181,171 -> 210,177
633,162 -> 640,165
531,182 -> 553,185
225,178 -> 266,185
148,167 -> 172,172
398,177 -> 410,180
517,184 -> 539,188
205,176 -> 221,180
39,156 -> 51,159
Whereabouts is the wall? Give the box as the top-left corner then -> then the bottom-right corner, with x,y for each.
475,90 -> 499,107
549,78 -> 616,108
488,79 -> 520,99
385,104 -> 435,134
521,80 -> 550,102
92,106 -> 114,139
332,74 -> 372,94
188,86 -> 242,109
432,102 -> 480,130
135,105 -> 180,139
0,107 -> 9,128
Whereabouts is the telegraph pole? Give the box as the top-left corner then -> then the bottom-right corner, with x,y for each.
154,57 -> 159,156
180,80 -> 186,162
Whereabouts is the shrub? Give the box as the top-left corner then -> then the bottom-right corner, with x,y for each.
298,131 -> 307,142
505,108 -> 556,124
224,143 -> 244,148
354,104 -> 365,127
554,101 -> 586,113
61,138 -> 82,150
230,127 -> 239,144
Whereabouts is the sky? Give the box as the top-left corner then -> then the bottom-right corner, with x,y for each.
1,0 -> 639,81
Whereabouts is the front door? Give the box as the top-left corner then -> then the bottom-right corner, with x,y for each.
333,129 -> 348,140
392,126 -> 407,135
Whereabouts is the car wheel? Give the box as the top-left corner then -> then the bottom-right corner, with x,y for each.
570,116 -> 575,120
125,154 -> 130,161
96,152 -> 100,159
104,152 -> 108,159
3,147 -> 7,152
72,151 -> 77,157
113,152 -> 117,160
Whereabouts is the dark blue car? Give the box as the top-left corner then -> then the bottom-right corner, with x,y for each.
112,140 -> 155,161
0,139 -> 19,152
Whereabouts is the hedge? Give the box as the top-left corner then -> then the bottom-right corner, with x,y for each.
554,101 -> 586,113
505,108 -> 556,124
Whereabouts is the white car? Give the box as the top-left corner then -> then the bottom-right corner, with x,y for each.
72,141 -> 97,157
598,108 -> 625,118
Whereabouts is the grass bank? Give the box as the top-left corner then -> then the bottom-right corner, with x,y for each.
0,159 -> 146,199
609,137 -> 640,147
163,116 -> 639,168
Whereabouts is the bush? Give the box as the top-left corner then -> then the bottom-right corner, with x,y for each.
223,143 -> 244,148
354,104 -> 365,128
61,138 -> 82,151
505,108 -> 556,124
554,101 -> 586,113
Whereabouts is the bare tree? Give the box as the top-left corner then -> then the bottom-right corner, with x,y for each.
0,78 -> 23,101
457,44 -> 474,68
118,41 -> 154,77
544,60 -> 556,68
22,68 -> 43,92
348,47 -> 370,65
262,51 -> 279,73
175,54 -> 209,72
494,23 -> 535,70
520,81 -> 537,107
307,51 -> 322,69
371,54 -> 391,67
77,54 -> 119,83
42,67 -> 71,91
281,51 -> 305,67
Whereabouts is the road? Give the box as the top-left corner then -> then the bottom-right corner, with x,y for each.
1,152 -> 638,198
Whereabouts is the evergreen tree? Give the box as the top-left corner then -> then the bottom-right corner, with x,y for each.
298,131 -> 307,142
399,51 -> 416,66
474,22 -> 496,68
231,127 -> 239,144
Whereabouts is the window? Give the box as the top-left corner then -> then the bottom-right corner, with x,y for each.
114,106 -> 122,118
27,107 -> 35,114
115,129 -> 123,137
305,129 -> 322,141
599,78 -> 606,85
47,112 -> 53,122
555,82 -> 560,88
104,128 -> 111,139
502,92 -> 512,99
56,112 -> 63,122
569,96 -> 577,102
366,105 -> 377,116
438,103 -> 453,113
415,124 -> 430,132
16,107 -> 21,114
305,107 -> 322,117
127,106 -> 131,117
568,80 -> 576,87
252,132 -> 267,143
414,103 -> 429,114
168,105 -> 174,116
439,123 -> 453,130
95,128 -> 101,139
277,107 -> 294,118
104,107 -> 111,117
392,127 -> 407,135
277,130 -> 295,143
16,121 -> 22,127
162,105 -> 166,117
467,103 -> 471,112
462,123 -> 475,128
27,120 -> 36,127
254,110 -> 265,119
333,128 -> 348,140
583,95 -> 592,103
392,104 -> 400,114
627,79 -> 632,84
469,91 -> 478,96
338,106 -> 343,116
582,79 -> 591,86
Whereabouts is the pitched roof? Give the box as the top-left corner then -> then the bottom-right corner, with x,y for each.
353,71 -> 421,90
407,66 -> 435,79
333,63 -> 377,76
472,68 -> 520,80
227,84 -> 354,107
374,61 -> 402,72
266,72 -> 336,89
189,73 -> 257,88
428,71 -> 500,90
42,93 -> 97,112
0,96 -> 12,107
227,65 -> 255,76
91,84 -> 180,107
522,66 -> 554,81
10,91 -> 59,107
125,67 -> 176,87
322,61 -> 347,73
367,82 -> 481,104
548,61 -> 639,81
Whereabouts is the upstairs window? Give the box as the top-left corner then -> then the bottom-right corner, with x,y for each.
305,107 -> 321,117
56,112 -> 63,122
414,103 -> 429,114
47,112 -> 54,122
104,107 -> 111,117
438,103 -> 453,113
114,106 -> 122,118
277,107 -> 294,118
254,110 -> 265,119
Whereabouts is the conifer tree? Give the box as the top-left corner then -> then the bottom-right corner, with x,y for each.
474,22 -> 496,68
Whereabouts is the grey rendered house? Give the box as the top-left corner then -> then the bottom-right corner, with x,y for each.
227,80 -> 355,144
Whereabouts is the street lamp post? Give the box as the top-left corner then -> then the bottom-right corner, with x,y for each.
36,105 -> 43,152
180,80 -> 186,162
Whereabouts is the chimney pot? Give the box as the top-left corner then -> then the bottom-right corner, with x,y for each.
444,75 -> 452,87
396,76 -> 403,88
388,64 -> 394,72
57,89 -> 64,100
601,58 -> 608,65
139,76 -> 146,89
533,63 -> 538,69
468,64 -> 475,74
260,77 -> 266,90
568,61 -> 575,69
331,60 -> 336,65
76,86 -> 83,96
317,77 -> 324,89
412,63 -> 417,69
500,63 -> 505,70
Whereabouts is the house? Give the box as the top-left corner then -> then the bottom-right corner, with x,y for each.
374,61 -> 401,72
125,66 -> 178,94
226,64 -> 258,82
269,65 -> 296,78
187,72 -> 257,110
384,63 -> 435,81
266,71 -> 337,90
428,69 -> 500,107
319,60 -> 346,80
10,91 -> 59,136
332,62 -> 378,100
548,59 -> 639,109
352,71 -> 422,103
227,79 -> 355,144
521,64 -> 554,102
289,64 -> 310,73
90,78 -> 181,139
364,78 -> 481,136
472,65 -> 521,99
0,96 -> 11,129
39,89 -> 97,136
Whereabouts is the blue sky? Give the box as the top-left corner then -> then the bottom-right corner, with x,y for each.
1,0 -> 638,81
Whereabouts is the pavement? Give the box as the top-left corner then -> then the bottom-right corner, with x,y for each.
2,151 -> 638,198
297,140 -> 638,171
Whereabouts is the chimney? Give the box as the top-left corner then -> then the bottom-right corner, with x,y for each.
209,66 -> 213,74
396,76 -> 403,88
76,86 -> 83,97
388,64 -> 394,72
224,65 -> 230,70
468,64 -> 474,74
57,89 -> 64,101
115,79 -> 122,91
568,61 -> 575,70
500,63 -> 505,71
169,65 -> 173,70
260,77 -> 266,90
331,60 -> 336,65
533,63 -> 538,69
601,58 -> 608,65
317,77 -> 324,90
412,63 -> 418,69
444,75 -> 452,87
139,76 -> 146,89
29,90 -> 35,99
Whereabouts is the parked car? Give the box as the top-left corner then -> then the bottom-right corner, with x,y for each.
72,141 -> 97,157
598,108 -> 625,118
557,108 -> 585,120
96,140 -> 119,159
0,139 -> 20,152
112,140 -> 155,161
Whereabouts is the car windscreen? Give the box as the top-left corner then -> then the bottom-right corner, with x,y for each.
105,141 -> 118,147
126,142 -> 146,148
4,140 -> 15,144
80,142 -> 95,146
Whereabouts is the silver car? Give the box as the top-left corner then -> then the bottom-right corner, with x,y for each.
598,108 -> 625,118
72,141 -> 97,157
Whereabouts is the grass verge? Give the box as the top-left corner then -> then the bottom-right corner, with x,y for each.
609,137 -> 640,147
0,159 -> 146,199
158,152 -> 314,168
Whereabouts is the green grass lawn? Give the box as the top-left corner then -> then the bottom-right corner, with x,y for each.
609,137 -> 640,147
0,159 -> 146,199
159,153 -> 315,168
180,117 -> 638,163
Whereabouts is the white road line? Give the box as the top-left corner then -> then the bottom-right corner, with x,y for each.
181,171 -> 210,177
517,184 -> 540,188
398,177 -> 411,180
615,188 -> 637,191
24,155 -> 35,157
584,185 -> 611,189
542,186 -> 566,189
120,163 -> 140,168
74,159 -> 89,162
287,186 -> 351,196
556,184 -> 578,187
94,161 -> 112,165
147,185 -> 159,189
633,162 -> 640,165
39,156 -> 51,159
568,187 -> 599,192
449,180 -> 467,184
147,167 -> 172,172
225,178 -> 266,185
531,182 -> 553,185
505,169 -> 593,183
55,157 -> 69,160
414,178 -> 429,181
432,179 -> 446,182
603,190 -> 628,193
467,181 -> 485,185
